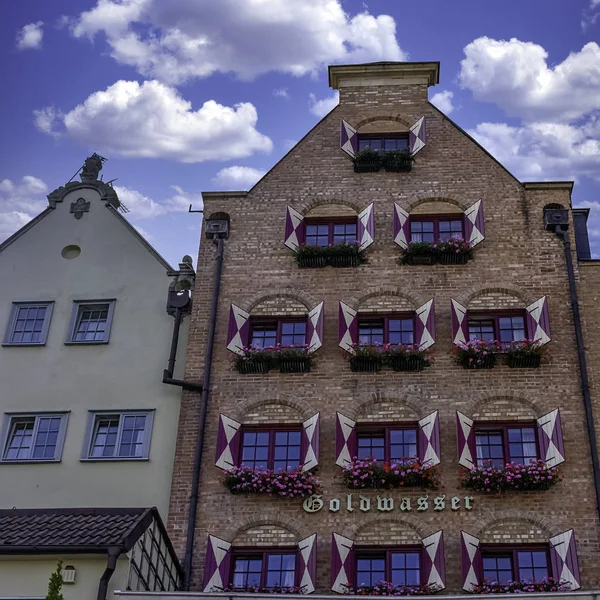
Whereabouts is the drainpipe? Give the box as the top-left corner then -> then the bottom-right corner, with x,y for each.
97,546 -> 122,600
183,220 -> 228,589
547,209 -> 600,521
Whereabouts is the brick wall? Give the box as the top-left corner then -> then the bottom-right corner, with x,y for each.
167,73 -> 600,594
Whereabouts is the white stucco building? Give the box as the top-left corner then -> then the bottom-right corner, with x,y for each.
0,155 -> 195,599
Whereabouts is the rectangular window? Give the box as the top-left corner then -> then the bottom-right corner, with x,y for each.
357,426 -> 418,463
475,424 -> 538,467
410,215 -> 464,243
67,300 -> 115,344
0,413 -> 68,462
231,552 -> 296,590
240,428 -> 302,471
83,411 -> 154,460
482,548 -> 549,583
358,135 -> 409,153
358,315 -> 414,346
3,302 -> 54,346
356,549 -> 421,587
468,312 -> 527,344
250,319 -> 307,348
305,219 -> 357,246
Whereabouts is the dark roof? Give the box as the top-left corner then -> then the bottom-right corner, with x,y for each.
0,507 -> 155,554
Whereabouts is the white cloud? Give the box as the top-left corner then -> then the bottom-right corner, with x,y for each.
212,166 -> 266,189
309,91 -> 339,118
69,0 -> 405,84
459,37 -> 600,122
273,88 -> 289,99
34,79 -> 272,163
0,176 -> 48,240
430,90 -> 455,115
115,184 -> 202,219
16,21 -> 44,50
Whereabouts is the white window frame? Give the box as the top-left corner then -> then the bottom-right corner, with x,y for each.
2,301 -> 54,346
0,412 -> 69,463
66,299 -> 116,345
81,410 -> 154,461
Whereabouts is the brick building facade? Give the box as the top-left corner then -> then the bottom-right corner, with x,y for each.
166,62 -> 600,596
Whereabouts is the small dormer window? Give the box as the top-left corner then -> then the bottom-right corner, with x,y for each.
358,134 -> 409,153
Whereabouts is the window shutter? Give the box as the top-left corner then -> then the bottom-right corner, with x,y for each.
418,411 -> 441,467
457,412 -> 477,470
450,299 -> 468,345
357,203 -> 375,250
284,206 -> 305,251
331,533 -> 355,593
460,531 -> 482,591
298,534 -> 317,594
307,301 -> 324,353
550,529 -> 581,591
422,531 -> 445,590
409,116 -> 426,155
215,415 -> 241,471
335,412 -> 357,468
537,408 -> 565,467
226,303 -> 250,354
340,120 -> 358,158
415,299 -> 435,350
301,413 -> 320,472
393,203 -> 410,249
464,200 -> 485,246
203,535 -> 232,592
339,301 -> 358,352
526,296 -> 551,345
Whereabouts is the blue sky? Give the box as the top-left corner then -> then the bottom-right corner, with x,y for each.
2,0 -> 600,266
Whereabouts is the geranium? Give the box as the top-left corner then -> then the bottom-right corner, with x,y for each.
344,343 -> 431,372
217,584 -> 307,594
232,344 -> 313,374
472,577 -> 570,594
461,460 -> 560,493
295,241 -> 367,267
453,339 -> 500,368
400,237 -> 473,265
223,465 -> 320,498
339,457 -> 441,490
504,339 -> 547,358
435,236 -> 473,256
343,582 -> 439,596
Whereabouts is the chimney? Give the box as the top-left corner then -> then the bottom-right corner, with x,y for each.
573,208 -> 592,260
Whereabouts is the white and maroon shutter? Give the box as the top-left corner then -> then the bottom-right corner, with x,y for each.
460,531 -> 482,591
341,120 -> 358,158
537,409 -> 565,467
457,412 -> 477,470
357,203 -> 375,250
464,200 -> 485,246
298,533 -> 317,593
215,415 -> 241,471
335,412 -> 357,468
284,206 -> 305,251
393,203 -> 411,249
301,413 -> 320,472
331,533 -> 355,593
451,299 -> 468,345
409,117 -> 426,155
526,296 -> 551,345
226,304 -> 250,354
415,299 -> 435,350
550,529 -> 581,591
203,535 -> 232,592
418,411 -> 441,467
422,531 -> 445,590
307,301 -> 324,353
339,301 -> 358,353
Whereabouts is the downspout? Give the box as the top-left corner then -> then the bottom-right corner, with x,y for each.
184,233 -> 226,589
97,546 -> 122,600
552,221 -> 600,521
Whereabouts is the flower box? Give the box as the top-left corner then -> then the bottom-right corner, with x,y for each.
353,160 -> 382,173
297,255 -> 327,269
382,149 -> 414,173
223,465 -> 320,498
349,355 -> 382,372
237,359 -> 270,374
390,356 -> 427,372
279,358 -> 311,373
462,354 -> 496,369
472,578 -> 569,594
329,254 -> 360,268
218,585 -> 307,594
438,251 -> 469,265
233,345 -> 313,374
454,340 -> 500,369
343,582 -> 439,596
295,242 -> 366,269
508,354 -> 542,368
401,238 -> 473,266
404,253 -> 435,265
505,340 -> 546,368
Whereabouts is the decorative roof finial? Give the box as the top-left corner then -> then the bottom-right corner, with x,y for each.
80,153 -> 107,182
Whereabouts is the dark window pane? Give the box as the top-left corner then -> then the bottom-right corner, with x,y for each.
507,427 -> 538,464
468,319 -> 495,342
273,429 -> 301,471
499,316 -> 526,343
280,321 -> 306,346
251,326 -> 277,348
358,320 -> 384,346
483,555 -> 513,584
389,429 -> 418,462
241,431 -> 270,469
358,434 -> 385,461
476,431 -> 505,468
391,552 -> 420,587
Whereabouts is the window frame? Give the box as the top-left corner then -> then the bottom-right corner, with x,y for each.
2,301 -> 54,346
409,214 -> 465,244
230,547 -> 299,589
0,412 -> 69,463
357,313 -> 416,347
81,410 -> 154,461
474,421 -> 540,467
238,425 -> 304,471
357,133 -> 410,154
467,310 -> 529,345
355,423 -> 420,464
66,299 -> 116,345
355,545 -> 423,588
481,545 -> 551,583
304,216 -> 358,246
249,317 -> 308,348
